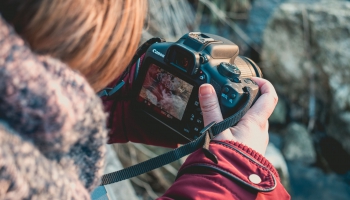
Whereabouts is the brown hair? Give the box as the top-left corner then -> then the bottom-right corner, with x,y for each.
0,0 -> 146,91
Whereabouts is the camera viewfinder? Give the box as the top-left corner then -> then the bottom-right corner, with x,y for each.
174,51 -> 193,70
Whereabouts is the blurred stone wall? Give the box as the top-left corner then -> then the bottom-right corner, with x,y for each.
141,0 -> 195,42
262,0 -> 350,155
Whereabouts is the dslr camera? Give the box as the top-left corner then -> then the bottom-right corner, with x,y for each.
133,32 -> 262,140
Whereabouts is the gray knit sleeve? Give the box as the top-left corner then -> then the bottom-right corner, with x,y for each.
0,123 -> 91,199
0,16 -> 108,193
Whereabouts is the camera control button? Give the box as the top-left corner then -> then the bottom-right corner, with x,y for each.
193,127 -> 200,132
194,100 -> 200,107
244,78 -> 253,84
230,94 -> 236,99
189,113 -> 196,121
196,118 -> 203,124
199,75 -> 206,80
184,127 -> 190,133
231,77 -> 241,83
222,86 -> 230,93
199,54 -> 209,64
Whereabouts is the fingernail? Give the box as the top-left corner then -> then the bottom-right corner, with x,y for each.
199,85 -> 213,97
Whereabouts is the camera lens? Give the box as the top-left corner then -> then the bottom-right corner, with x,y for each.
233,56 -> 263,78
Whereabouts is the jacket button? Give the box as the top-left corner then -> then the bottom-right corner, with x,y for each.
249,174 -> 262,184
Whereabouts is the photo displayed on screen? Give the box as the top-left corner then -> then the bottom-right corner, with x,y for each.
139,64 -> 194,120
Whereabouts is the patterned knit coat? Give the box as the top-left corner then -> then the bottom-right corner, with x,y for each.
0,16 -> 108,199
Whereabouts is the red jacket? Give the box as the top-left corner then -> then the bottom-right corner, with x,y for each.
102,59 -> 290,200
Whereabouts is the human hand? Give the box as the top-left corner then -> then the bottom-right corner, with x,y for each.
198,77 -> 278,155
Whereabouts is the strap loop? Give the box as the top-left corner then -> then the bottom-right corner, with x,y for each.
98,80 -> 125,98
200,121 -> 216,139
200,121 -> 218,163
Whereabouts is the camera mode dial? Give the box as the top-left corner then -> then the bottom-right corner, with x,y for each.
218,62 -> 241,81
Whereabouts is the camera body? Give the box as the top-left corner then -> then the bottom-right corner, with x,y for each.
133,32 -> 262,140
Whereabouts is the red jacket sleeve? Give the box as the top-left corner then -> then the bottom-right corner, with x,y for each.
159,140 -> 290,200
102,55 -> 188,148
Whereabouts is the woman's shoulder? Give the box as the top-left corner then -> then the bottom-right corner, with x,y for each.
0,16 -> 107,190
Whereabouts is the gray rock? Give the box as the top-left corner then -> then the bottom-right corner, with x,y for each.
288,162 -> 350,200
244,0 -> 288,46
240,0 -> 324,51
269,97 -> 287,124
261,1 -> 350,154
269,132 -> 283,149
102,145 -> 138,200
282,123 -> 316,164
327,112 -> 350,154
265,143 -> 290,191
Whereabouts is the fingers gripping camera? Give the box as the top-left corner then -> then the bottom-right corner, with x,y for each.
133,32 -> 262,140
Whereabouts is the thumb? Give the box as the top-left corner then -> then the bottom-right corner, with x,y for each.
198,84 -> 223,126
198,84 -> 233,140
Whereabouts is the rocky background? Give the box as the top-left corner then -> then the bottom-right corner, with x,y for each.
113,0 -> 350,199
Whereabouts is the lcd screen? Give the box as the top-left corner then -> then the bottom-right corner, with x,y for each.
139,64 -> 194,120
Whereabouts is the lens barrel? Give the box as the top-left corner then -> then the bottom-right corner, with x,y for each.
233,56 -> 263,78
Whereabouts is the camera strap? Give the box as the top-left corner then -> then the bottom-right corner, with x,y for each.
99,87 -> 257,186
